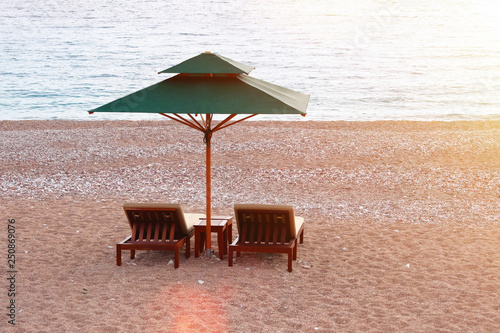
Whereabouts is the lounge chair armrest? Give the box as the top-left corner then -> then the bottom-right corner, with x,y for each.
118,235 -> 132,244
230,236 -> 240,246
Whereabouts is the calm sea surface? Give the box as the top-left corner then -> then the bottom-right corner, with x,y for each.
1,0 -> 499,121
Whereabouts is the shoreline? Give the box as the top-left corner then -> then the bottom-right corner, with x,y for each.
2,111 -> 500,123
2,118 -> 500,138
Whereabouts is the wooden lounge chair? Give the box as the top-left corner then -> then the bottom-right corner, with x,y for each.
228,204 -> 305,272
116,203 -> 204,268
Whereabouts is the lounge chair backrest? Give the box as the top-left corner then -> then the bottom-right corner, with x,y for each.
123,203 -> 191,241
234,204 -> 298,244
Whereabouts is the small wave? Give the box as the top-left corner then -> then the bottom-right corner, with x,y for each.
179,32 -> 210,37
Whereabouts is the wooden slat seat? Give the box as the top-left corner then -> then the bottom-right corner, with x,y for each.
116,203 -> 204,268
228,204 -> 305,272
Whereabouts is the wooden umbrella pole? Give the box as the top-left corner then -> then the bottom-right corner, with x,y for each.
205,114 -> 213,258
205,139 -> 212,257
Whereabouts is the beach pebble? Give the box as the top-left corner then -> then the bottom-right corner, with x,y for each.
2,122 -> 498,229
198,280 -> 204,284
167,260 -> 174,265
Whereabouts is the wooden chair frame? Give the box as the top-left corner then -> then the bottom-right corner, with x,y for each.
228,207 -> 304,272
116,205 -> 196,268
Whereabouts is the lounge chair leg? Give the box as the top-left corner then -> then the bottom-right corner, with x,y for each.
300,229 -> 304,244
116,245 -> 122,266
185,237 -> 191,259
288,249 -> 293,272
228,248 -> 233,267
293,240 -> 298,260
130,249 -> 135,259
174,249 -> 180,269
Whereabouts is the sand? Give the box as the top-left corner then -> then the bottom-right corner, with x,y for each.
1,120 -> 499,332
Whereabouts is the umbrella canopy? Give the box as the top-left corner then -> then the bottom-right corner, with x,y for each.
158,52 -> 254,74
90,72 -> 308,115
89,52 -> 310,257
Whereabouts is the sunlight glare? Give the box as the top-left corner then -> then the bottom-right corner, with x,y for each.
477,0 -> 500,33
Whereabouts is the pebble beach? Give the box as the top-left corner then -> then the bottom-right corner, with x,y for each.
1,120 -> 499,332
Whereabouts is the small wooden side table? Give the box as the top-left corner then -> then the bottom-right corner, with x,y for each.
194,216 -> 233,260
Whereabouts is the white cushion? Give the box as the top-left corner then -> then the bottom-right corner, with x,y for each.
123,203 -> 204,234
184,213 -> 206,231
234,204 -> 303,238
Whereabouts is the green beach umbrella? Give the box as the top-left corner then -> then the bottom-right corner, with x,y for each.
89,52 -> 310,257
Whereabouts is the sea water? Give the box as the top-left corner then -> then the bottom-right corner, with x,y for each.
1,0 -> 499,121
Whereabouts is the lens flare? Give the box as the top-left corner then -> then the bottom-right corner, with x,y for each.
146,284 -> 231,333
